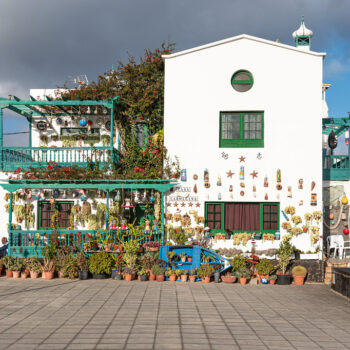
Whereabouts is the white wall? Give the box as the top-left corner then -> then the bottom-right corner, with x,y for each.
163,37 -> 324,254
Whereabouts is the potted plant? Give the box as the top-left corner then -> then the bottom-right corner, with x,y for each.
175,269 -> 182,280
189,268 -> 197,282
27,257 -> 42,279
62,254 -> 78,279
112,254 -> 124,280
255,259 -> 275,283
180,269 -> 188,282
276,239 -> 294,285
41,242 -> 57,280
0,258 -> 3,276
3,256 -> 14,278
269,274 -> 277,285
231,254 -> 249,275
221,272 -> 237,284
166,268 -> 177,282
141,254 -> 157,280
123,255 -> 137,281
11,258 -> 23,279
239,267 -> 251,285
292,265 -> 307,285
198,264 -> 215,283
152,265 -> 165,282
138,268 -> 148,281
76,251 -> 88,280
168,251 -> 175,262
180,252 -> 187,262
145,241 -> 160,252
123,266 -> 136,281
88,251 -> 113,279
187,255 -> 193,263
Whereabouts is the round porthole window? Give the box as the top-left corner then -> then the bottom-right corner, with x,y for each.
231,70 -> 253,92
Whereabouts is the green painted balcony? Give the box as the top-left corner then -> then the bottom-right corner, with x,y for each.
323,155 -> 350,180
1,146 -> 119,171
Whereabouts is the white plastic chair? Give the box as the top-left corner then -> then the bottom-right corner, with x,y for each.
342,238 -> 350,258
326,235 -> 343,257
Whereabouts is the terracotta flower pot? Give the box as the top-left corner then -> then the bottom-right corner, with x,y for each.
270,279 -> 276,285
181,257 -> 186,262
125,273 -> 133,282
221,275 -> 237,283
30,271 -> 39,279
239,277 -> 247,285
21,272 -> 28,279
202,276 -> 210,283
0,268 -> 2,276
12,271 -> 21,279
148,270 -> 155,281
146,247 -> 159,252
293,275 -> 305,285
43,271 -> 54,280
6,270 -> 13,278
169,274 -> 177,282
181,275 -> 188,282
156,275 -> 165,282
189,275 -> 196,283
188,257 -> 192,263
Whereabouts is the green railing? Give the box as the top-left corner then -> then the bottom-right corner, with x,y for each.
323,155 -> 350,180
9,229 -> 164,258
1,146 -> 118,171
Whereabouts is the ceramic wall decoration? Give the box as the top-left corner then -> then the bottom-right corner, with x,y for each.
250,170 -> 258,179
204,169 -> 210,188
193,174 -> 198,180
240,182 -> 245,188
105,120 -> 111,131
36,121 -> 47,131
311,181 -> 316,191
257,152 -> 262,160
239,166 -> 244,180
240,191 -> 244,196
276,193 -> 280,200
229,193 -> 233,199
79,118 -> 87,127
328,130 -> 338,149
276,184 -> 282,191
276,169 -> 281,183
229,185 -> 233,192
193,184 -> 197,193
221,152 -> 228,160
311,193 -> 317,206
56,117 -> 63,125
218,193 -> 222,200
265,193 -> 268,200
342,196 -> 348,205
53,189 -> 60,199
217,176 -> 222,186
287,186 -> 292,198
239,155 -> 245,162
226,170 -> 234,178
298,179 -> 303,189
299,200 -> 303,206
264,177 -> 268,187
180,169 -> 187,182
341,211 -> 347,220
281,210 -> 289,221
253,185 -> 256,192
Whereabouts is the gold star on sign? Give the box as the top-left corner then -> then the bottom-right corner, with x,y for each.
181,202 -> 186,207
188,202 -> 193,207
239,155 -> 246,162
226,170 -> 234,178
195,202 -> 201,208
250,170 -> 258,179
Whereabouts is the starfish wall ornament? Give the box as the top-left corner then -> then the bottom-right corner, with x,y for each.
174,202 -> 178,207
167,202 -> 172,207
239,155 -> 246,162
250,170 -> 258,179
181,202 -> 186,207
195,203 -> 201,208
226,170 -> 234,178
188,202 -> 193,207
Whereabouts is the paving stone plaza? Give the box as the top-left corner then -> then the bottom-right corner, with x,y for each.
0,280 -> 349,350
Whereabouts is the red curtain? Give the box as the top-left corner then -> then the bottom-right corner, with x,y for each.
225,203 -> 260,231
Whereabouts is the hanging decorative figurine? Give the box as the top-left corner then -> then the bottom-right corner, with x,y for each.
287,186 -> 292,198
239,166 -> 244,180
264,176 -> 268,187
180,169 -> 187,182
134,190 -> 140,203
328,130 -> 338,149
204,169 -> 210,188
311,193 -> 317,206
53,189 -> 60,199
229,185 -> 233,192
193,184 -> 197,193
299,200 -> 303,206
150,190 -> 155,203
298,179 -> 303,189
240,182 -> 245,188
265,193 -> 268,200
221,152 -> 228,160
253,185 -> 256,192
120,219 -> 127,230
311,181 -> 316,191
257,152 -> 262,160
240,191 -> 244,196
276,169 -> 281,183
79,118 -> 87,127
217,176 -> 222,186
218,193 -> 222,200
229,193 -> 233,199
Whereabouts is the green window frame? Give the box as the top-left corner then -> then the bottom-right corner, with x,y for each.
231,70 -> 253,92
38,201 -> 73,230
219,111 -> 264,148
205,202 -> 279,234
60,128 -> 100,136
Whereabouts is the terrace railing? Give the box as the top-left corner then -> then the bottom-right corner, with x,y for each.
9,229 -> 164,258
1,146 -> 119,171
323,155 -> 350,180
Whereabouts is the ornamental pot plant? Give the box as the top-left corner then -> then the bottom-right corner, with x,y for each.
189,268 -> 197,283
112,253 -> 124,280
88,251 -> 113,279
166,269 -> 177,282
180,252 -> 187,263
123,255 -> 137,281
255,259 -> 275,283
124,267 -> 136,281
231,254 -> 249,277
27,257 -> 42,279
152,265 -> 165,282
276,239 -> 294,285
239,267 -> 251,285
141,254 -> 157,281
62,254 -> 79,279
221,272 -> 237,284
198,264 -> 215,283
175,269 -> 182,281
145,241 -> 160,252
138,268 -> 148,281
41,243 -> 57,280
292,265 -> 307,285
0,258 -> 3,276
3,256 -> 14,278
187,255 -> 193,263
269,275 -> 277,285
76,251 -> 89,280
11,258 -> 23,279
180,269 -> 188,282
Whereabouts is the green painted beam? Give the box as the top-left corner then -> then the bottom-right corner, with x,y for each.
13,96 -> 46,116
44,95 -> 70,115
7,105 -> 32,120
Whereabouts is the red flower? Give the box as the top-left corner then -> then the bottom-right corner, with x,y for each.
153,90 -> 157,95
14,167 -> 21,174
151,150 -> 157,154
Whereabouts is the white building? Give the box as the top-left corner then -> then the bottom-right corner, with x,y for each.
163,19 -> 325,257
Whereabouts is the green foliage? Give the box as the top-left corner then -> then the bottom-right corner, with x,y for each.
230,254 -> 249,272
179,252 -> 186,258
123,240 -> 141,256
175,269 -> 182,277
198,264 -> 215,278
292,265 -> 307,276
63,254 -> 79,279
76,251 -> 88,271
165,268 -> 175,277
26,257 -> 42,273
41,242 -> 57,261
180,269 -> 188,275
239,267 -> 251,278
270,274 -> 277,280
11,258 -> 23,271
88,252 -> 114,275
276,239 -> 294,275
190,268 -> 198,276
0,258 -> 3,269
138,268 -> 148,276
151,265 -> 165,275
168,226 -> 187,245
141,253 -> 156,270
168,251 -> 175,259
256,259 -> 275,276
2,256 -> 14,270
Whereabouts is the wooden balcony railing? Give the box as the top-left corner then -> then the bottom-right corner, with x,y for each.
1,146 -> 119,171
323,155 -> 350,180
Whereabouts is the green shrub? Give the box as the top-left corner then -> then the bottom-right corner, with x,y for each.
88,252 -> 113,275
180,269 -> 188,275
152,265 -> 165,275
198,264 -> 215,278
76,251 -> 88,271
239,267 -> 251,279
292,265 -> 307,276
276,239 -> 294,275
26,257 -> 42,273
175,269 -> 182,277
231,254 -> 248,273
270,274 -> 277,280
256,259 -> 275,276
165,268 -> 175,277
63,254 -> 79,279
11,258 -> 23,271
190,268 -> 198,276
2,256 -> 14,270
123,240 -> 141,256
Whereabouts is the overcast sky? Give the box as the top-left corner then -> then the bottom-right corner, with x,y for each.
1,0 -> 350,145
